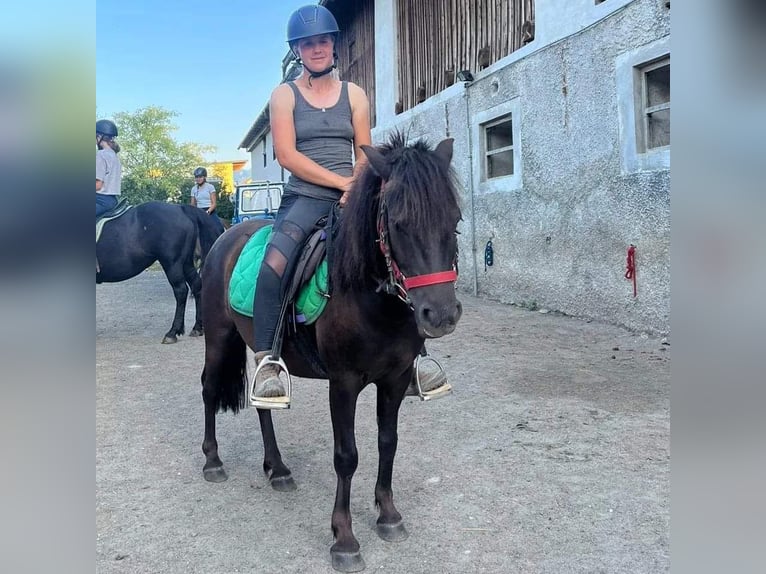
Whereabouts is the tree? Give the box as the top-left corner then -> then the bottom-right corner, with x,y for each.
112,107 -> 215,204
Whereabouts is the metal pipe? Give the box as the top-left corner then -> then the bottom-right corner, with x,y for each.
464,82 -> 479,297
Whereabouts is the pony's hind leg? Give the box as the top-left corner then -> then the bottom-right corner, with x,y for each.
185,259 -> 203,337
256,409 -> 296,491
373,379 -> 409,542
159,260 -> 189,344
201,327 -> 248,483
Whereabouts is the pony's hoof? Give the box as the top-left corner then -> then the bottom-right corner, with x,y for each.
161,335 -> 178,344
203,466 -> 228,483
375,520 -> 409,542
270,474 -> 297,492
189,328 -> 203,337
330,549 -> 366,573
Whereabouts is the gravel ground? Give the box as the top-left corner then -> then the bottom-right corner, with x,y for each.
97,269 -> 669,574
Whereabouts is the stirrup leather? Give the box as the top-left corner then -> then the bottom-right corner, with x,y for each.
248,354 -> 292,409
413,355 -> 452,401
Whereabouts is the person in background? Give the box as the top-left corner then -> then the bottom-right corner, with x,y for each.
190,167 -> 225,234
96,119 -> 122,218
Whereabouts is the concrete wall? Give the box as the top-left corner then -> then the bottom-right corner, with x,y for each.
372,0 -> 670,334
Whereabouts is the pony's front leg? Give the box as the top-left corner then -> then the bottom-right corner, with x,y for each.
329,383 -> 365,573
256,408 -> 296,492
374,377 -> 409,542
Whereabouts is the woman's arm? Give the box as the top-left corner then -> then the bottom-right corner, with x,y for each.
96,153 -> 106,191
270,83 -> 353,192
208,191 -> 217,214
348,82 -> 372,180
339,83 -> 372,206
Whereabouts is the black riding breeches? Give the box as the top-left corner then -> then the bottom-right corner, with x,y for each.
253,193 -> 335,352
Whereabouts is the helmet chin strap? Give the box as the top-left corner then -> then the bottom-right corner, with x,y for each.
307,64 -> 335,87
294,49 -> 337,87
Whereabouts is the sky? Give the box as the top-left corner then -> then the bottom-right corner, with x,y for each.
96,0 -> 315,163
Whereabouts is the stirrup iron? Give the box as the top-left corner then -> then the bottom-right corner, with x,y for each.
413,355 -> 452,401
248,354 -> 292,410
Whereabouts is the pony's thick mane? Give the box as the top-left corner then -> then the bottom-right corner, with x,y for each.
331,131 -> 460,291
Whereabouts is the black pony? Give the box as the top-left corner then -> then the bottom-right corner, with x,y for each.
199,133 -> 463,572
97,201 -> 222,343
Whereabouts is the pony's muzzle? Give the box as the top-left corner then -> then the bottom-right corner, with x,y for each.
416,298 -> 462,338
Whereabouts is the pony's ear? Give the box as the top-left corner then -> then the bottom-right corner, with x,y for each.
434,138 -> 454,166
361,145 -> 392,180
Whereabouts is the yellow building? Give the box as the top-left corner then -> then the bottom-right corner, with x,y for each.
206,160 -> 248,198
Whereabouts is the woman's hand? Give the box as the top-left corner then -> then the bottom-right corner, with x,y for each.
338,176 -> 354,207
338,176 -> 354,193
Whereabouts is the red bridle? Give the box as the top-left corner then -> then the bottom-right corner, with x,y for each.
376,181 -> 458,306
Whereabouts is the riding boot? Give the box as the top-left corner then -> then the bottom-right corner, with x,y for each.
253,350 -> 286,398
405,352 -> 452,401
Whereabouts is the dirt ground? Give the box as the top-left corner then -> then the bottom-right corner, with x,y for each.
97,269 -> 669,574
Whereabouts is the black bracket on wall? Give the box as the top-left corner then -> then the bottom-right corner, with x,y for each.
484,240 -> 494,271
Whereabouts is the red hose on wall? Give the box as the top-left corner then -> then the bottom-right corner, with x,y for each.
625,245 -> 637,297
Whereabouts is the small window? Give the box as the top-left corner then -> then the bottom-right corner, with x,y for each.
262,141 -> 267,168
616,37 -> 669,173
483,115 -> 514,179
639,58 -> 670,151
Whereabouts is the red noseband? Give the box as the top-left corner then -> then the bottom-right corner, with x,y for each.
402,270 -> 458,290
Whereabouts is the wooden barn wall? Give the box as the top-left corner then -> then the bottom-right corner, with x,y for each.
396,0 -> 535,113
330,0 -> 377,127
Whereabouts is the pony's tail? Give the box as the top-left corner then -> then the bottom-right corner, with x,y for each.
180,205 -> 223,265
202,327 -> 248,413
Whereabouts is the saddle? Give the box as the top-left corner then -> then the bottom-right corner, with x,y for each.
229,204 -> 340,325
96,198 -> 132,273
96,198 -> 131,242
285,204 -> 340,324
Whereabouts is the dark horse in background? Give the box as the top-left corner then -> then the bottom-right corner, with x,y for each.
200,133 -> 463,572
97,201 -> 223,343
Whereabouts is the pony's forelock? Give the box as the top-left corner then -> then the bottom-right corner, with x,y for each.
332,131 -> 460,291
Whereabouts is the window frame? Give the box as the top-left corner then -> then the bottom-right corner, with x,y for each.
639,57 -> 670,153
472,97 -> 522,193
616,36 -> 670,174
483,115 -> 515,180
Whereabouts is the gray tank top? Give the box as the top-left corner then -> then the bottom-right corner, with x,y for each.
285,81 -> 354,201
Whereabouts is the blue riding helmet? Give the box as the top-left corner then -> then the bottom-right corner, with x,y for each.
286,4 -> 339,45
287,5 -> 340,82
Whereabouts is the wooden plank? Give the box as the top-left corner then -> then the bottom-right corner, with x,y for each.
393,0 -> 538,114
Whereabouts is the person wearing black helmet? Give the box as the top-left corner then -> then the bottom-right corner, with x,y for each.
96,119 -> 122,218
190,167 -> 225,234
250,4 -> 372,407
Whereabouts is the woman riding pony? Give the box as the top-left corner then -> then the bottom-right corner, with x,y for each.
251,5 -> 449,408
96,119 -> 122,219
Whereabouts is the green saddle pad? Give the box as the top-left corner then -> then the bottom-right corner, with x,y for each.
229,225 -> 329,325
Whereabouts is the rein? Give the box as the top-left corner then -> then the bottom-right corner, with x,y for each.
375,180 -> 458,306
